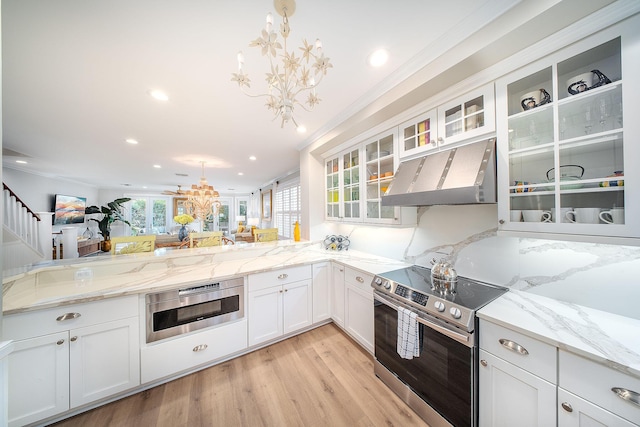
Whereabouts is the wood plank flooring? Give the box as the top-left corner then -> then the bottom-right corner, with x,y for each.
50,324 -> 428,427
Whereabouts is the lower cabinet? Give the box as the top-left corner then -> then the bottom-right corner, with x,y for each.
4,298 -> 140,427
344,268 -> 374,353
558,388 -> 637,427
312,262 -> 331,323
331,263 -> 345,327
141,319 -> 248,384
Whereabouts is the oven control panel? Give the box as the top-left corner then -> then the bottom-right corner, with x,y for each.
394,284 -> 428,306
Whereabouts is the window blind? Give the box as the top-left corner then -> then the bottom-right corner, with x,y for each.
274,181 -> 301,238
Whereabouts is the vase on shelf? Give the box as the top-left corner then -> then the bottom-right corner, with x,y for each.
178,225 -> 189,242
101,239 -> 111,252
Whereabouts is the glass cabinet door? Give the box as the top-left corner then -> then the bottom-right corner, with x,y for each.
399,110 -> 437,158
365,133 -> 396,221
437,82 -> 495,147
342,149 -> 360,219
325,157 -> 340,219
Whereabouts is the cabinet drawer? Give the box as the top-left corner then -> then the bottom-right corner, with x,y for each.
560,350 -> 640,424
3,295 -> 139,341
248,265 -> 312,291
344,267 -> 373,293
141,319 -> 248,384
480,319 -> 557,383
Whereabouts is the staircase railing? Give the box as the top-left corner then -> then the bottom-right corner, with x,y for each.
3,183 -> 43,256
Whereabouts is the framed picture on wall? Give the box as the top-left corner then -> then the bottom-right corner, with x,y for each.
261,190 -> 272,220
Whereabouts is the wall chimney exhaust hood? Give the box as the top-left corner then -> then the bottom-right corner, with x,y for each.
381,138 -> 496,206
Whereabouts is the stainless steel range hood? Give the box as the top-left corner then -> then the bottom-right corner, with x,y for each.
381,138 -> 496,206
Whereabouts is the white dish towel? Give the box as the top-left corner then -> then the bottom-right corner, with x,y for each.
397,306 -> 420,359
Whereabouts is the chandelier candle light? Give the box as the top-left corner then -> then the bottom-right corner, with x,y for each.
231,0 -> 332,128
184,162 -> 222,221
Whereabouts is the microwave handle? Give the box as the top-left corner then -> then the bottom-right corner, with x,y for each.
373,293 -> 470,345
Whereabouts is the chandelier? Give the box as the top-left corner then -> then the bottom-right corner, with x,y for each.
184,162 -> 222,221
231,0 -> 332,128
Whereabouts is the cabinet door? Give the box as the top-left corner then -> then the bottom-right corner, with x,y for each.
341,148 -> 361,221
69,317 -> 140,408
345,284 -> 374,353
331,264 -> 345,327
312,262 -> 331,323
283,280 -> 313,335
364,131 -> 400,224
558,388 -> 637,427
248,286 -> 283,346
399,109 -> 438,158
8,332 -> 69,427
479,349 -> 556,427
325,156 -> 341,220
437,82 -> 495,147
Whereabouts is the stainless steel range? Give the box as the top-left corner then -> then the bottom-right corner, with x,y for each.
371,265 -> 508,427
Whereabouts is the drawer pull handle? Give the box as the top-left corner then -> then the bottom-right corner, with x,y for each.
612,387 -> 640,407
480,359 -> 488,367
56,312 -> 81,322
561,402 -> 573,413
499,338 -> 529,355
356,276 -> 364,283
193,344 -> 208,352
277,273 -> 288,280
70,336 -> 78,342
56,339 -> 65,346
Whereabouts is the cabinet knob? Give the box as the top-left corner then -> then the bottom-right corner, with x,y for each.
498,219 -> 505,225
437,137 -> 444,143
277,273 -> 288,280
499,338 -> 529,355
56,339 -> 65,345
192,344 -> 208,352
356,276 -> 364,283
480,359 -> 488,367
70,336 -> 78,342
430,140 -> 436,146
561,402 -> 573,413
56,312 -> 81,322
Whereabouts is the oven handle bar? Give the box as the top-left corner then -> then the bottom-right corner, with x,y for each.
374,293 -> 471,346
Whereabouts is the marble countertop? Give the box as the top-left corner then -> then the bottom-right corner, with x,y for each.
2,240 -> 408,315
478,289 -> 640,379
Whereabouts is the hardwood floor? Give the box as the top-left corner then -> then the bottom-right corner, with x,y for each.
50,324 -> 428,427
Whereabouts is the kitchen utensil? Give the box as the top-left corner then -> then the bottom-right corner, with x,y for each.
522,210 -> 552,222
599,207 -> 624,224
567,69 -> 611,95
565,208 -> 601,224
546,165 -> 584,190
520,88 -> 551,111
430,258 -> 458,294
511,181 -> 535,193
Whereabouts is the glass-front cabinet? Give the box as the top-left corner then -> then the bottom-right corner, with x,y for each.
496,17 -> 640,240
365,133 -> 395,221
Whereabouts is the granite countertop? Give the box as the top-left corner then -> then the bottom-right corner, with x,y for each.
2,240 -> 409,315
478,289 -> 640,379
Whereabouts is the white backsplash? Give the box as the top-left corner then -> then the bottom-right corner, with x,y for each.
325,204 -> 640,319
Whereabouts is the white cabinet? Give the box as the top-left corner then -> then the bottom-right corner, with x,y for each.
330,263 -> 345,327
496,16 -> 640,241
3,296 -> 140,427
247,266 -> 313,346
399,83 -> 495,159
344,268 -> 374,353
479,319 -> 557,427
312,262 -> 331,323
559,350 -> 640,426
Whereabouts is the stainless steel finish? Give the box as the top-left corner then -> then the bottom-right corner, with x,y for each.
356,276 -> 364,283
277,273 -> 288,279
480,359 -> 488,367
499,338 -> 529,355
382,138 -> 496,206
374,360 -> 453,427
145,277 -> 244,343
192,344 -> 208,352
611,387 -> 640,407
70,336 -> 77,342
561,402 -> 574,412
56,312 -> 81,322
56,339 -> 64,345
374,292 -> 472,347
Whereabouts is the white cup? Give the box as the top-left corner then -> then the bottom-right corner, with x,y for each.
565,208 -> 601,224
510,210 -> 522,222
567,72 -> 594,93
522,210 -> 552,223
553,207 -> 573,223
599,207 -> 625,224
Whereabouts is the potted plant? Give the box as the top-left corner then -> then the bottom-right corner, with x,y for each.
85,198 -> 131,251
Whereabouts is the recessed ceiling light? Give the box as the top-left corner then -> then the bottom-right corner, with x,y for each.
149,90 -> 169,102
126,138 -> 139,145
297,125 -> 307,133
249,156 -> 257,161
153,164 -> 162,169
238,172 -> 244,176
368,48 -> 389,67
16,160 -> 27,164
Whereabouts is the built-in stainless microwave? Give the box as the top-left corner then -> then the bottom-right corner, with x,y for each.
145,277 -> 244,343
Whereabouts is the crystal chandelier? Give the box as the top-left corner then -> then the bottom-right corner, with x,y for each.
231,0 -> 332,128
184,162 -> 221,221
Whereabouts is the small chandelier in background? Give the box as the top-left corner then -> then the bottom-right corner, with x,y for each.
231,0 -> 332,128
184,162 -> 222,221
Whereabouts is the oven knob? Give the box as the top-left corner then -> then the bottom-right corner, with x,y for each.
434,301 -> 445,312
374,277 -> 383,286
383,281 -> 391,290
449,307 -> 462,319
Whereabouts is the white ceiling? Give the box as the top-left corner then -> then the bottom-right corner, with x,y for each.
1,0 -> 612,195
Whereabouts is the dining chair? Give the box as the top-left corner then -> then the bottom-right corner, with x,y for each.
253,228 -> 278,242
189,231 -> 224,248
110,235 -> 156,255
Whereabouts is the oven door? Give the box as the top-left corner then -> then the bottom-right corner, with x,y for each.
374,291 -> 476,427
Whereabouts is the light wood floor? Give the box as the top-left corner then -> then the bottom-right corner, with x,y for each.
50,323 -> 428,427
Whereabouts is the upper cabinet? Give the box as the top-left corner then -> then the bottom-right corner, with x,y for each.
400,83 -> 495,158
496,16 -> 640,241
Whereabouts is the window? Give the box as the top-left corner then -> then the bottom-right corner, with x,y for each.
126,196 -> 170,235
274,181 -> 301,238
